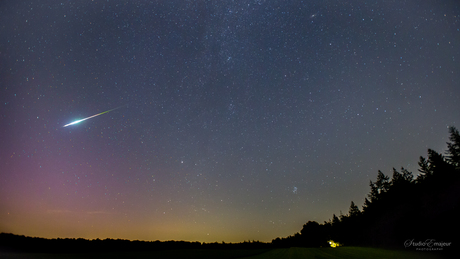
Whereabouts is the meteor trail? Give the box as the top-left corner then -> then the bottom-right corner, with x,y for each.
63,106 -> 122,127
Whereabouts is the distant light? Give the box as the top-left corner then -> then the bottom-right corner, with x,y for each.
328,240 -> 340,248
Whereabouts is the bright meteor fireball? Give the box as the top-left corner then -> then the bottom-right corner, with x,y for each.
63,106 -> 122,127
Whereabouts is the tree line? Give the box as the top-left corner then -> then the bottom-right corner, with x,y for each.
0,233 -> 272,253
272,126 -> 460,249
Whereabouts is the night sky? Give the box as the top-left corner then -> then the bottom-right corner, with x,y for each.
1,0 -> 459,243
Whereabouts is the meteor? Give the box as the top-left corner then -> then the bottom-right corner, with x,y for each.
63,106 -> 122,127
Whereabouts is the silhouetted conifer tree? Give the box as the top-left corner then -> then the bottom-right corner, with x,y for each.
375,170 -> 390,194
400,167 -> 414,182
417,156 -> 431,182
331,214 -> 340,225
368,180 -> 379,202
362,197 -> 371,212
446,126 -> 460,168
348,201 -> 360,217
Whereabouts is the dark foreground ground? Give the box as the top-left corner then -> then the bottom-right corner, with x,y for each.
0,247 -> 451,259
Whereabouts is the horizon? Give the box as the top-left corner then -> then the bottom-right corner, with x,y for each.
0,232 -> 271,243
1,0 -> 459,243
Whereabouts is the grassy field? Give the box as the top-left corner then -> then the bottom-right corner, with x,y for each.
0,249 -> 269,259
240,247 -> 450,259
0,247 -> 450,259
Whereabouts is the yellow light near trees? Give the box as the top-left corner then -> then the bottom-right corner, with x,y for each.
328,240 -> 340,248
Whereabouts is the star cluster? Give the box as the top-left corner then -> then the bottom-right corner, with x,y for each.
1,0 -> 459,242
